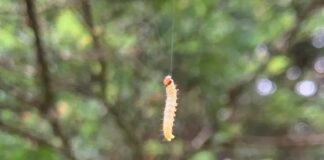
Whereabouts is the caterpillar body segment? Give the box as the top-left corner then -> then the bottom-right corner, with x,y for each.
162,75 -> 178,141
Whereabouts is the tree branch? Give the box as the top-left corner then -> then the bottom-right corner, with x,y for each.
0,119 -> 78,160
24,0 -> 76,159
79,0 -> 143,159
238,133 -> 324,147
0,120 -> 59,150
25,0 -> 53,114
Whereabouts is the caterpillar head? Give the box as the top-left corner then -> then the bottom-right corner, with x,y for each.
163,75 -> 173,87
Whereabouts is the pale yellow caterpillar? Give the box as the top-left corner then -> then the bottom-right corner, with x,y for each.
162,75 -> 178,141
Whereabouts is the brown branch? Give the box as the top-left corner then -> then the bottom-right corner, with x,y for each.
0,104 -> 30,113
47,115 -> 76,160
0,120 -> 59,150
0,107 -> 75,160
25,0 -> 53,114
79,0 -> 143,159
80,0 -> 107,98
24,0 -> 76,160
238,134 -> 324,147
190,125 -> 213,150
0,85 -> 41,108
0,119 -> 78,160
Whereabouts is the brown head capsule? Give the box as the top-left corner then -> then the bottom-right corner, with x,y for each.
163,75 -> 172,87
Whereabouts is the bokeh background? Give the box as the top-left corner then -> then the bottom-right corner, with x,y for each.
1,0 -> 324,159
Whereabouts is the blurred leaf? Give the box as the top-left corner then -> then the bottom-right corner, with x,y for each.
54,10 -> 89,49
267,55 -> 290,75
144,140 -> 164,156
190,150 -> 215,160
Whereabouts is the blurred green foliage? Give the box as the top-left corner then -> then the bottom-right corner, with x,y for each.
1,0 -> 324,159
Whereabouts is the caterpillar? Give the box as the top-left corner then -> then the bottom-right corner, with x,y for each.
162,75 -> 178,141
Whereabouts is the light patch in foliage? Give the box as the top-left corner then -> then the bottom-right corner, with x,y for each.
267,55 -> 289,75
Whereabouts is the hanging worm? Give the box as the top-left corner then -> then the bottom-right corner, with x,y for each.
162,75 -> 178,141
